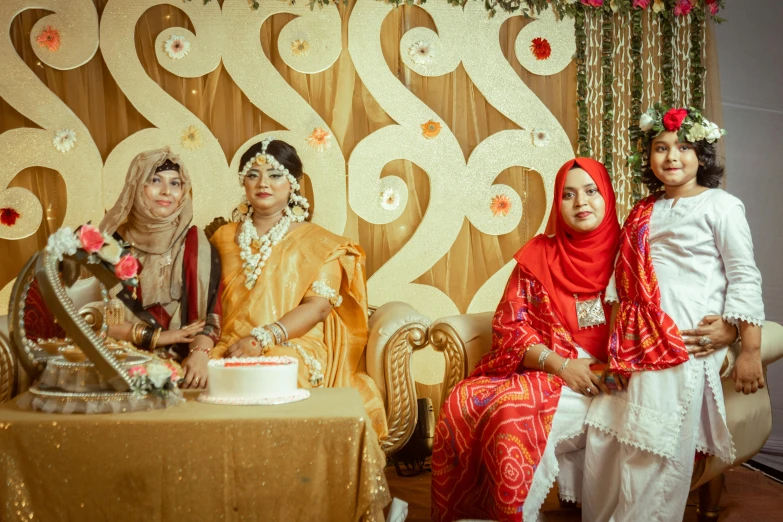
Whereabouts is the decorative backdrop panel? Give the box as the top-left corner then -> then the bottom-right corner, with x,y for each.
0,0 -> 721,384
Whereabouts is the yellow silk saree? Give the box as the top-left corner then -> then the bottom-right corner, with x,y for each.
210,222 -> 387,439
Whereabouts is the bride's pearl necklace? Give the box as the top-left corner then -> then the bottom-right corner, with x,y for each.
238,211 -> 292,289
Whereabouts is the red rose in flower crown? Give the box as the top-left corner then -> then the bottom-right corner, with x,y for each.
115,254 -> 140,281
78,224 -> 105,253
662,108 -> 689,131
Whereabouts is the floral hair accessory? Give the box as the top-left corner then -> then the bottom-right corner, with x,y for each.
629,103 -> 726,174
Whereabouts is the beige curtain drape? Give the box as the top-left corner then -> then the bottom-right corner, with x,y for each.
0,1 -> 722,315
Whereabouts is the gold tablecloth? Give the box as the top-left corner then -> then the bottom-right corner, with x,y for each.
0,388 -> 390,522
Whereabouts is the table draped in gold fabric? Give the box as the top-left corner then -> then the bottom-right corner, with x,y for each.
210,222 -> 388,440
0,389 -> 390,522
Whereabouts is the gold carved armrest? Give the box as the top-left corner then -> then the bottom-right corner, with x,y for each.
429,312 -> 494,408
366,302 -> 430,456
0,326 -> 17,404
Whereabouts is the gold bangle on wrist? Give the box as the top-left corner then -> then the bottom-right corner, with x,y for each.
556,358 -> 570,376
150,328 -> 162,351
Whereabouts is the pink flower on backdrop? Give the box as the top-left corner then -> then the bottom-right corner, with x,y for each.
114,254 -> 140,281
705,0 -> 719,16
581,0 -> 604,7
673,0 -> 693,16
78,224 -> 104,253
129,366 -> 147,378
662,108 -> 689,131
633,0 -> 651,9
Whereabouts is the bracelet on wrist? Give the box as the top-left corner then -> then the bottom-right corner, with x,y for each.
556,358 -> 570,376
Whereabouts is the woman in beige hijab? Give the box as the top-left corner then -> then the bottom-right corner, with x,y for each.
100,147 -> 223,389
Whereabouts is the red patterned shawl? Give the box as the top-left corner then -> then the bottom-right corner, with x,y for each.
609,195 -> 689,372
431,266 -> 578,522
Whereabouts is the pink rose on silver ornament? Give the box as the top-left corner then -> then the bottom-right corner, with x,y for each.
114,254 -> 140,281
78,224 -> 105,253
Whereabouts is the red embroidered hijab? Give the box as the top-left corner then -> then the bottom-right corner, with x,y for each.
515,157 -> 621,359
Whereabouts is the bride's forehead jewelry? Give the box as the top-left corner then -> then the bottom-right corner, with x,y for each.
238,137 -> 298,191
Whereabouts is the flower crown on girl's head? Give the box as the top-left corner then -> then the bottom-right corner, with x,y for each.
629,103 -> 726,172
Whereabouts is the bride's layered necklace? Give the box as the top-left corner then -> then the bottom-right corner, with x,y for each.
237,138 -> 309,290
238,211 -> 293,290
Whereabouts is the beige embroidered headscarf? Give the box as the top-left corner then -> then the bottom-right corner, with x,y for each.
100,147 -> 193,308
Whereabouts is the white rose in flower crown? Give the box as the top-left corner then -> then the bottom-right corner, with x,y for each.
704,120 -> 724,143
640,108 -> 657,131
97,236 -> 123,264
686,122 -> 709,142
146,363 -> 172,388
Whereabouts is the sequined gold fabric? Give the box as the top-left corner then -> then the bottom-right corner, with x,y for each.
0,388 -> 390,521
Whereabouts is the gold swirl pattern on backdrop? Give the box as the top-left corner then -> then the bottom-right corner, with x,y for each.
221,0 -> 347,235
100,0 -> 235,227
349,2 -> 574,383
0,1 -> 577,387
0,0 -> 103,298
349,1 -> 573,320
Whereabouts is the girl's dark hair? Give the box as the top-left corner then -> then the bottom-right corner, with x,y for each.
239,139 -> 303,180
641,139 -> 724,193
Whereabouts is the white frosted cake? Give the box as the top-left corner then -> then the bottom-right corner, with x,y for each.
199,356 -> 309,405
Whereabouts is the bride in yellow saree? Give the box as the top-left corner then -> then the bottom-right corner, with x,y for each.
210,138 -> 387,439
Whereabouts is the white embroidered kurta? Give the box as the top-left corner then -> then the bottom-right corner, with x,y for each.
583,189 -> 764,521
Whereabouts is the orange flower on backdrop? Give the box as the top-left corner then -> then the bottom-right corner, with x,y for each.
530,37 -> 551,61
306,127 -> 332,152
36,26 -> 60,52
421,120 -> 441,139
490,195 -> 512,217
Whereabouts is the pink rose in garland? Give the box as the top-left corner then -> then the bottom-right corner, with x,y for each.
633,0 -> 651,8
78,224 -> 104,253
129,365 -> 147,378
662,108 -> 689,131
115,254 -> 140,281
705,0 -> 720,16
581,0 -> 604,6
673,0 -> 693,16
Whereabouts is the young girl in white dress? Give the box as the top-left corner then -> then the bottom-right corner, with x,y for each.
581,105 -> 766,521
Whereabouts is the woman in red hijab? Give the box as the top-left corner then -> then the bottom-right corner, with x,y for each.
431,158 -> 621,522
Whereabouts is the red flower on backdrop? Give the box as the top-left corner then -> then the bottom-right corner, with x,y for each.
662,108 -> 689,131
1,207 -> 20,227
581,0 -> 604,7
633,0 -> 651,8
673,0 -> 693,16
530,37 -> 552,60
35,26 -> 60,52
705,0 -> 720,16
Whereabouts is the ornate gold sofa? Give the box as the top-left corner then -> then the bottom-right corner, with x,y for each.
0,279 -> 431,457
430,312 -> 783,521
